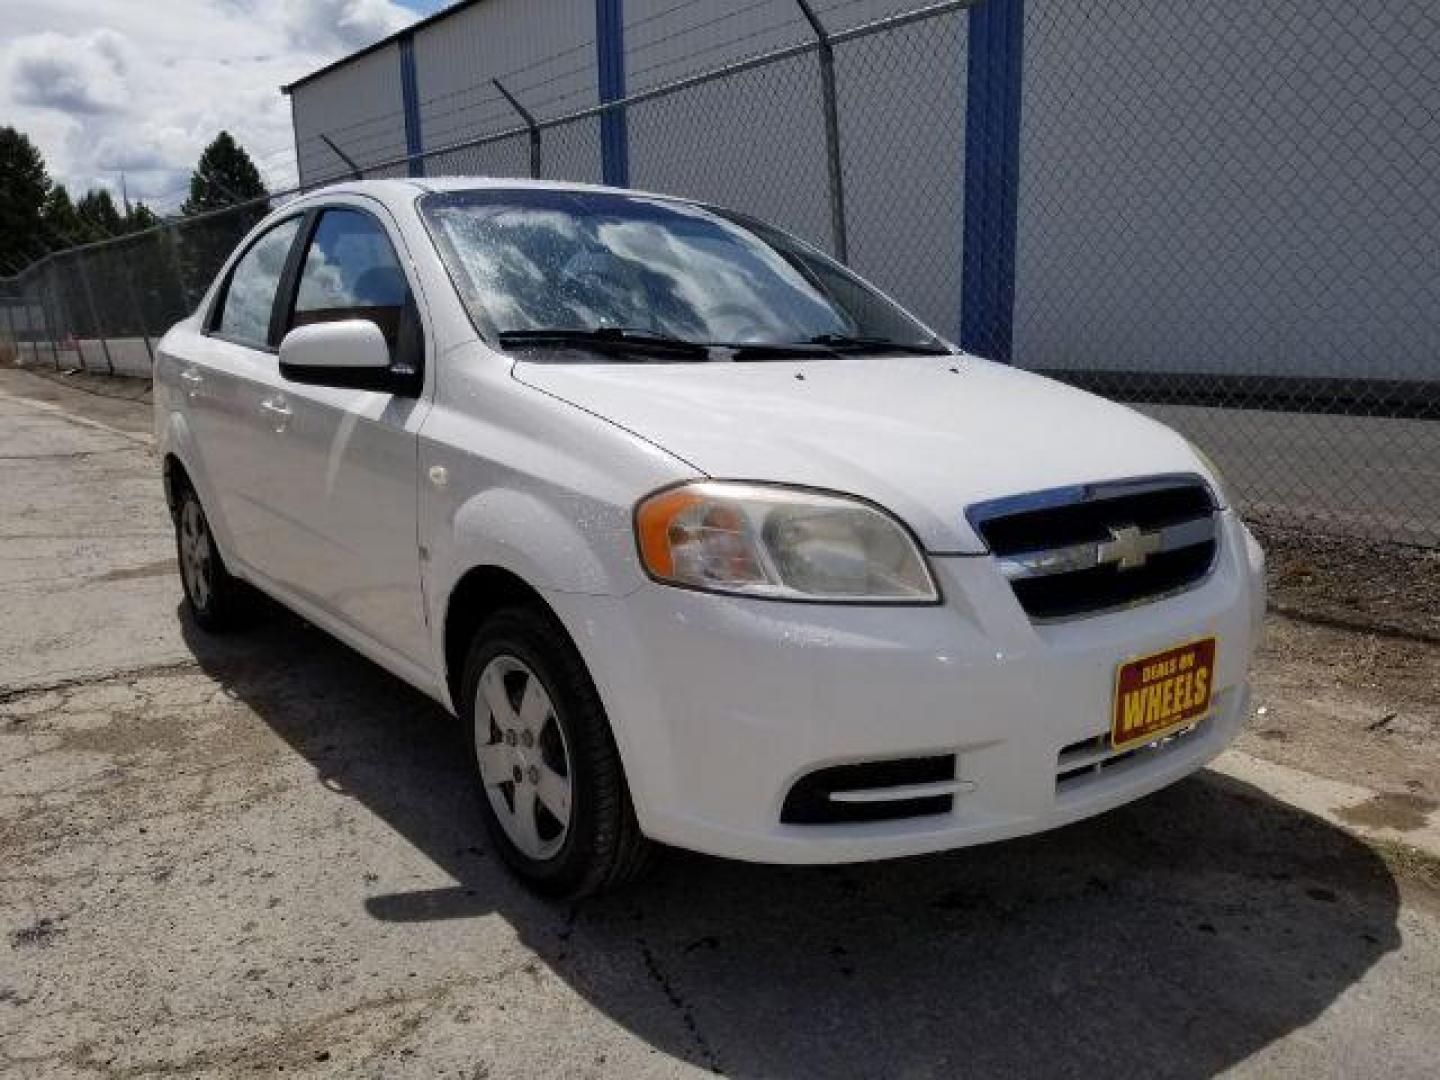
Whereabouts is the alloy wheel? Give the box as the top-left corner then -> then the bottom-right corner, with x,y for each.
179,498 -> 213,611
473,655 -> 574,861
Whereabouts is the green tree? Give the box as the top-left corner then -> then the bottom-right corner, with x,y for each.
0,126 -> 51,274
76,189 -> 125,240
181,131 -> 268,214
42,184 -> 86,247
177,132 -> 271,301
124,202 -> 159,233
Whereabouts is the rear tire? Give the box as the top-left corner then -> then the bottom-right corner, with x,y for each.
461,605 -> 655,897
174,482 -> 251,633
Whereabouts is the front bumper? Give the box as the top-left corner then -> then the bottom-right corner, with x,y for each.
548,511 -> 1264,864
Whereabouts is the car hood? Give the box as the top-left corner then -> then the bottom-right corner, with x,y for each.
513,355 -> 1211,553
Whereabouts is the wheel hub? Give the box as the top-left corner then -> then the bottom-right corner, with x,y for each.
473,655 -> 573,861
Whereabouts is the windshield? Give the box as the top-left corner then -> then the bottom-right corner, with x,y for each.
419,189 -> 947,360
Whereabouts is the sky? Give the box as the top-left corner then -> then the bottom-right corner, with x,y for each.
1,0 -> 447,211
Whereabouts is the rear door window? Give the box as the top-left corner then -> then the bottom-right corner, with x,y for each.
214,217 -> 303,349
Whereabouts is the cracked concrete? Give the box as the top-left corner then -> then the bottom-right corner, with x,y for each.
2,365 -> 1439,1078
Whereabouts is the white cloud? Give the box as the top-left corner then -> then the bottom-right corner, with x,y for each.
0,0 -> 418,211
9,29 -> 133,115
283,0 -> 414,52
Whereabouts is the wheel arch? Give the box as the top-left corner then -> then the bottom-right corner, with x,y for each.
443,565 -> 561,714
162,452 -> 191,523
157,413 -> 240,564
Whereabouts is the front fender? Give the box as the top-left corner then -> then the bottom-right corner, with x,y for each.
432,486 -> 640,602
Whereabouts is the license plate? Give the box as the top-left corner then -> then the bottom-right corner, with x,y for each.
1112,638 -> 1217,750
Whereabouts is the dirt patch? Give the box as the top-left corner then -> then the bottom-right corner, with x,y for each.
94,557 -> 177,583
0,365 -> 154,438
1239,612 -> 1440,798
1255,521 -> 1440,642
1374,839 -> 1440,894
1337,792 -> 1440,833
9,916 -> 65,949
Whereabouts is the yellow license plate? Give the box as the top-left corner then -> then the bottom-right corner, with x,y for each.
1112,638 -> 1217,750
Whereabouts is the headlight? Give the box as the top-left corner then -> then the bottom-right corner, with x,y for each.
1186,440 -> 1233,510
635,482 -> 938,603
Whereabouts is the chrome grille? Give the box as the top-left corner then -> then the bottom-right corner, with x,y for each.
968,475 -> 1219,621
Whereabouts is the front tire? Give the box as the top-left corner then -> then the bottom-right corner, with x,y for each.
461,605 -> 654,896
174,483 -> 250,632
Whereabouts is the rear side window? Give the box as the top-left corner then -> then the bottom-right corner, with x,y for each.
215,217 -> 302,348
290,209 -> 412,358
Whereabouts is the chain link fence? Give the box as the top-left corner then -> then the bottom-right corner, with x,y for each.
1015,0 -> 1440,549
2,0 -> 1436,549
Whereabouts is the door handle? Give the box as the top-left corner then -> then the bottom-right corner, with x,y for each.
259,397 -> 292,431
178,368 -> 203,395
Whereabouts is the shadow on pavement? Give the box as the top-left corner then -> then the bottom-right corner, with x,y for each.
183,606 -> 1402,1079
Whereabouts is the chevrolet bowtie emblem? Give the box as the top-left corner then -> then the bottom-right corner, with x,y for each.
1099,524 -> 1163,571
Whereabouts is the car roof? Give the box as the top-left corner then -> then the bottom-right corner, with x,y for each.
289,176 -> 700,213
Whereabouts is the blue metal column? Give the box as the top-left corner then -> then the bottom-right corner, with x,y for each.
595,0 -> 629,186
399,34 -> 425,177
960,0 -> 1024,361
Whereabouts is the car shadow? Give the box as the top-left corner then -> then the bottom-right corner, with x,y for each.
182,605 -> 1403,1079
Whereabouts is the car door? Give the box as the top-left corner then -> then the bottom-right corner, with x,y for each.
259,202 -> 432,669
186,214 -> 305,573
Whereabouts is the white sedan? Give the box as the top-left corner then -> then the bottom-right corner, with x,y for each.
155,178 -> 1265,896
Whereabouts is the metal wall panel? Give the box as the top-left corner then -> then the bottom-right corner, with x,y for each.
1015,0 -> 1440,380
620,0 -> 934,252
623,0 -> 918,95
835,8 -> 968,336
292,43 -> 408,185
412,0 -> 599,173
622,0 -> 967,332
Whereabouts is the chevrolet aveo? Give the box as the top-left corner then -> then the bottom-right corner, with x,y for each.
155,179 -> 1265,896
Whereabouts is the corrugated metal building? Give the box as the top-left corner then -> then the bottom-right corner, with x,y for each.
284,0 -> 1438,380
283,0 -> 970,339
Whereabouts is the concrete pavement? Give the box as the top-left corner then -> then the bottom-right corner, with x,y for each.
2,366 -> 1438,1078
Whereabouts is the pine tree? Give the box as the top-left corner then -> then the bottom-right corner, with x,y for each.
181,131 -> 269,215
177,132 -> 272,301
42,185 -> 86,248
76,189 -> 125,240
0,126 -> 51,274
124,202 -> 160,233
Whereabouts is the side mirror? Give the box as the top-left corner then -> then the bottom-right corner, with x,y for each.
278,320 -> 406,392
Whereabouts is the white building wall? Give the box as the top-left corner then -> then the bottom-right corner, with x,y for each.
291,44 -> 408,185
286,0 -> 1437,377
412,0 -> 602,182
833,9 -> 968,336
1014,0 -> 1440,380
622,0 -> 968,334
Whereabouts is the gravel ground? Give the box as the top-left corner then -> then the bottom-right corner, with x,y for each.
2,365 -> 1439,1078
1255,522 -> 1440,642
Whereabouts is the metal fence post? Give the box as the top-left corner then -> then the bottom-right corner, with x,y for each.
120,242 -> 155,367
400,33 -> 426,178
164,222 -> 193,312
0,297 -> 16,360
960,0 -> 1025,362
595,0 -> 630,187
74,254 -> 113,375
320,134 -> 365,180
41,272 -> 62,370
493,78 -> 543,179
794,0 -> 849,264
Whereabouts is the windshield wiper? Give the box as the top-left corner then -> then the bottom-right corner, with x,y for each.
803,333 -> 952,356
497,327 -> 711,360
726,341 -> 839,361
